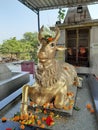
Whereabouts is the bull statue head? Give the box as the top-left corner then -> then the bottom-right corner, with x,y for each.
37,26 -> 66,64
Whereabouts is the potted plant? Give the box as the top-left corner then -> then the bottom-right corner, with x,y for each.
56,8 -> 65,24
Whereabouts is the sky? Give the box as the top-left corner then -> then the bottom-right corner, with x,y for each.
0,0 -> 98,44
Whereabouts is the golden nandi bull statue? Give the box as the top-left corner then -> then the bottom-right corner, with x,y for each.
21,26 -> 80,114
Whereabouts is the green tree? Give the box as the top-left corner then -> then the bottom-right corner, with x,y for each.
57,8 -> 65,23
21,32 -> 38,63
0,32 -> 39,62
1,37 -> 23,60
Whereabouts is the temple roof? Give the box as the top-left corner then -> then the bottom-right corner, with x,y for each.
64,6 -> 91,24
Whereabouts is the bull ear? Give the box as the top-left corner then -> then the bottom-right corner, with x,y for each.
56,46 -> 67,51
38,25 -> 44,42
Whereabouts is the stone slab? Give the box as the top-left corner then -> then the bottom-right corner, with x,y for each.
0,75 -> 35,110
0,72 -> 30,101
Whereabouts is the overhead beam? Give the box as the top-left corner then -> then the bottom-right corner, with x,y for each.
18,0 -> 40,31
18,0 -> 39,14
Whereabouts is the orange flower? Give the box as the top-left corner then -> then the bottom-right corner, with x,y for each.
37,119 -> 41,126
68,105 -> 73,110
34,115 -> 38,119
86,103 -> 92,109
20,124 -> 25,130
13,116 -> 20,121
41,117 -> 46,121
48,37 -> 53,41
40,123 -> 45,128
1,117 -> 7,122
20,121 -> 25,125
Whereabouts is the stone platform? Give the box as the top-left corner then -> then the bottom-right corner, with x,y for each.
0,75 -> 98,130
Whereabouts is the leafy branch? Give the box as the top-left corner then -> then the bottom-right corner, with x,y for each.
57,8 -> 65,22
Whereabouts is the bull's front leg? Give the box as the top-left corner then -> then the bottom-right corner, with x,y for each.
20,85 -> 30,114
20,84 -> 41,114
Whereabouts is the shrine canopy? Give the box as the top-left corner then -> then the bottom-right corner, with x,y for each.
18,0 -> 98,30
18,0 -> 98,13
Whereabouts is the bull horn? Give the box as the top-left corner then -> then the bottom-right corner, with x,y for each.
53,27 -> 60,42
38,25 -> 44,42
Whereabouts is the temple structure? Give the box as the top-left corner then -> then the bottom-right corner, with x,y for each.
56,6 -> 98,76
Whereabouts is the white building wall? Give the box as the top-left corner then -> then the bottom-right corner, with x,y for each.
58,30 -> 65,45
90,26 -> 98,76
56,29 -> 65,61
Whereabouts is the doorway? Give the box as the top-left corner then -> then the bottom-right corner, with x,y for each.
66,28 -> 90,67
